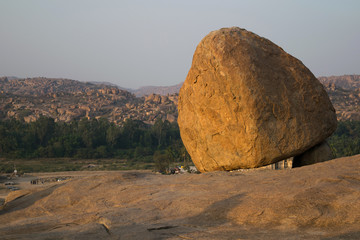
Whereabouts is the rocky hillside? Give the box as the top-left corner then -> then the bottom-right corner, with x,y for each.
319,75 -> 360,90
320,75 -> 360,121
0,77 -> 178,125
131,75 -> 360,122
132,82 -> 182,97
0,75 -> 359,124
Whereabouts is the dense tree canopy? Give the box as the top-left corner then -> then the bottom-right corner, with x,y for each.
0,117 -> 358,171
328,120 -> 360,158
0,117 -> 184,163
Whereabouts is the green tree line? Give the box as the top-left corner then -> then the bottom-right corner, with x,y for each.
0,116 -> 189,165
328,120 -> 360,158
0,117 -> 358,169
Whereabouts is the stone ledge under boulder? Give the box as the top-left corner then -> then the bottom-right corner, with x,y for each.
292,141 -> 333,168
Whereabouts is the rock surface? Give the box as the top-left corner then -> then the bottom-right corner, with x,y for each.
0,155 -> 359,239
178,27 -> 337,172
292,141 -> 333,168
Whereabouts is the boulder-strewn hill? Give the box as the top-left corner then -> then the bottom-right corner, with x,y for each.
128,75 -> 360,122
0,77 -> 104,95
0,77 -> 178,125
131,82 -> 182,97
1,75 -> 359,123
319,75 -> 360,90
320,75 -> 360,121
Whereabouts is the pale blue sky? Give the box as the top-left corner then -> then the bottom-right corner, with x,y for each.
1,0 -> 359,89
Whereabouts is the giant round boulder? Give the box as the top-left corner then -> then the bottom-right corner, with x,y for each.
178,27 -> 337,172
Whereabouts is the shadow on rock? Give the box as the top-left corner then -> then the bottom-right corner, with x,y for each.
321,231 -> 360,240
0,184 -> 62,215
185,193 -> 245,227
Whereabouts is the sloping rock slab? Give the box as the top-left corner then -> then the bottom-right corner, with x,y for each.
0,156 -> 359,239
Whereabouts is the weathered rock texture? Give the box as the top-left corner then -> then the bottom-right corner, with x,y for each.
178,27 -> 337,172
0,156 -> 359,239
292,141 -> 333,168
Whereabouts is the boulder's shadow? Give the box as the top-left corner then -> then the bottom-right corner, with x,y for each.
142,193 -> 246,239
184,193 -> 245,227
0,184 -> 62,215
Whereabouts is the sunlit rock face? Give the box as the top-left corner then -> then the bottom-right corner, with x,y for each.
178,27 -> 337,172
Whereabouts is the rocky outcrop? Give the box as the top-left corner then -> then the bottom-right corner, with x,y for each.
292,141 -> 333,168
0,155 -> 359,239
0,77 -> 178,125
178,27 -> 337,172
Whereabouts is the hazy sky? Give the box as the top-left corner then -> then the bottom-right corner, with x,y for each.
1,0 -> 359,89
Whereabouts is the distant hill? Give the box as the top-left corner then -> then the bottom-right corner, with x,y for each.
320,75 -> 360,121
1,75 -> 359,123
132,83 -> 183,97
87,81 -> 121,88
318,75 -> 360,90
0,77 -> 106,96
133,75 -> 360,97
0,77 -> 178,125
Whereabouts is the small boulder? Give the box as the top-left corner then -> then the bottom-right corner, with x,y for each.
178,27 -> 337,172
